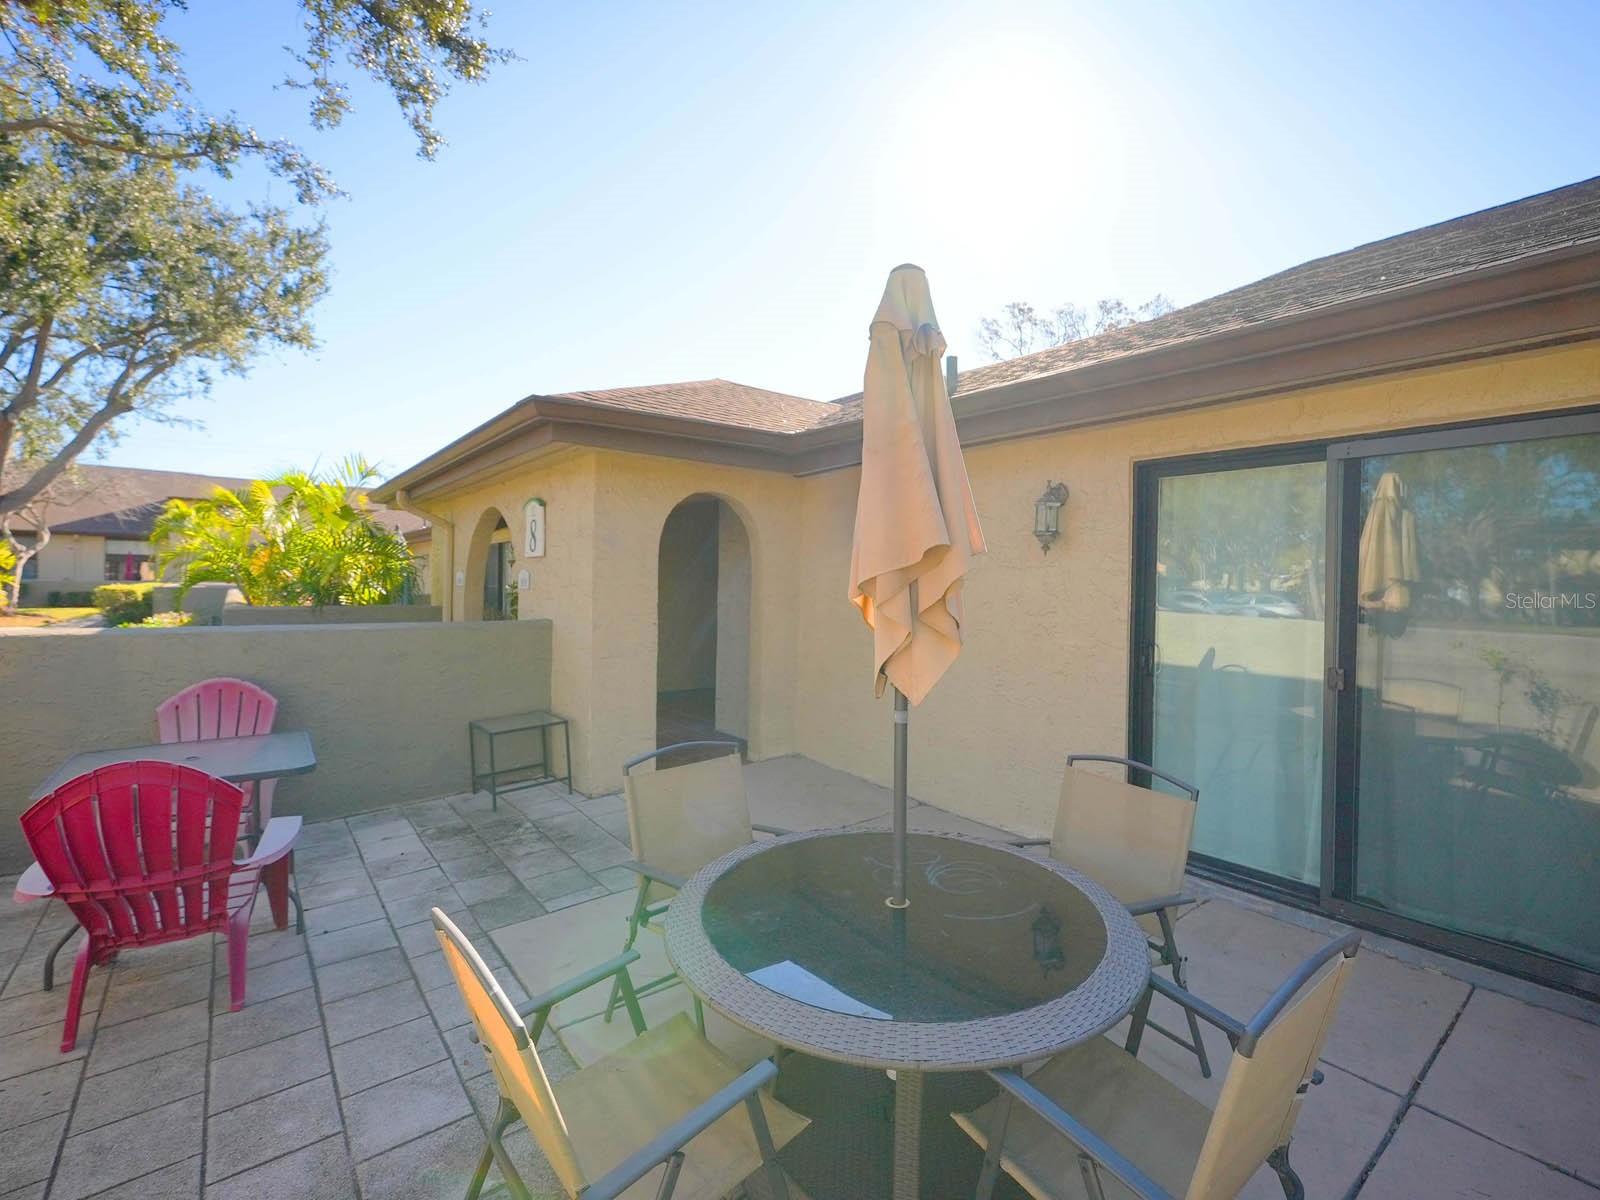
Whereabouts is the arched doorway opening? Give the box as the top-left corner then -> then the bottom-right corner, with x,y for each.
656,496 -> 751,751
465,507 -> 516,621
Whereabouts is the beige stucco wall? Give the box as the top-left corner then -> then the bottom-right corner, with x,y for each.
791,341 -> 1600,837
0,620 -> 552,871
715,503 -> 753,740
416,341 -> 1599,827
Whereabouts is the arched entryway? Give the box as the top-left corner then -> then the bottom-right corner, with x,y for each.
464,507 -> 516,621
656,496 -> 751,750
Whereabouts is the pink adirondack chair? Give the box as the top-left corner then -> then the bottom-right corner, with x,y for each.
14,761 -> 301,1052
157,677 -> 299,931
158,678 -> 280,828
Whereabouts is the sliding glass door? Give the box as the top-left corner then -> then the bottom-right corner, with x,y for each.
1134,410 -> 1600,991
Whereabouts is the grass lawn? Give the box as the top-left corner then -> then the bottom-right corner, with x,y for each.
0,606 -> 101,628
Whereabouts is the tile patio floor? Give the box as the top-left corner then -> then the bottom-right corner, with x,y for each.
1,755 -> 1597,1199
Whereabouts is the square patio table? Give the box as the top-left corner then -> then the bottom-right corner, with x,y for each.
468,709 -> 573,808
664,828 -> 1150,1200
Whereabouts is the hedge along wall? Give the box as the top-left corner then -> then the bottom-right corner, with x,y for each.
0,619 -> 553,870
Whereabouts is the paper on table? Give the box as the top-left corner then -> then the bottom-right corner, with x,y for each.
748,960 -> 891,1020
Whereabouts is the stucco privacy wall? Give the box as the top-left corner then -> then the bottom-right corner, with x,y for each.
0,620 -> 552,871
791,342 -> 1600,837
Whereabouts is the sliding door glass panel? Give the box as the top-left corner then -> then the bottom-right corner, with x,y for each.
1150,461 -> 1326,883
1352,432 -> 1600,971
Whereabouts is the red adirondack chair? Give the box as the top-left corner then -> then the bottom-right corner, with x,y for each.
157,677 -> 299,932
14,761 -> 301,1052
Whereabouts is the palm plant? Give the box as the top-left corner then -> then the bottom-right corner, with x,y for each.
154,456 -> 414,606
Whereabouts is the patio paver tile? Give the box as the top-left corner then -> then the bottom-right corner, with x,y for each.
208,988 -> 320,1060
422,982 -> 470,1030
312,947 -> 413,1004
204,1134 -> 355,1200
1321,949 -> 1471,1093
306,919 -> 397,966
591,864 -> 638,893
232,927 -> 306,970
449,871 -> 524,906
381,884 -> 469,930
468,890 -> 549,930
374,867 -> 451,903
0,1058 -> 82,1133
341,1060 -> 473,1162
567,838 -> 634,872
303,896 -> 388,937
0,976 -> 104,1039
519,866 -> 595,906
70,1042 -> 207,1135
83,1156 -> 200,1199
353,1114 -> 502,1200
321,978 -> 428,1046
108,938 -> 212,986
331,1014 -> 448,1096
399,916 -> 482,960
0,1111 -> 68,1196
207,1027 -> 330,1114
434,852 -> 505,884
51,1094 -> 203,1200
0,1020 -> 91,1082
298,875 -> 377,909
1416,988 -> 1600,1185
85,999 -> 208,1077
439,1021 -> 490,1080
364,849 -> 438,882
211,952 -> 312,1013
203,1075 -> 342,1183
542,884 -> 608,912
1360,1107 -> 1600,1199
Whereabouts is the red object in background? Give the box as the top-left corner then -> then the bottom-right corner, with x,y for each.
122,552 -> 137,580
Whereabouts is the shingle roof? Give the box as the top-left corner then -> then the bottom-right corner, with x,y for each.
0,465 -> 253,535
821,174 -> 1600,425
550,378 -> 835,433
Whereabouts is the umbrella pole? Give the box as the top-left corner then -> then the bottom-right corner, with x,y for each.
889,687 -> 910,908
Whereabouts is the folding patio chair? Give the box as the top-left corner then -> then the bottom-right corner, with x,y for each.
604,741 -> 788,1025
954,931 -> 1361,1200
14,761 -> 302,1051
1014,754 -> 1211,1076
158,677 -> 303,934
432,908 -> 808,1200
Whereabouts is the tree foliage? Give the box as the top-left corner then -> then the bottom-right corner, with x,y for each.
976,295 -> 1176,361
153,456 -> 415,606
0,0 -> 505,580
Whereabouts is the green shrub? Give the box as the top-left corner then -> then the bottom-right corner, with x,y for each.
93,583 -> 156,625
47,590 -> 97,607
126,610 -> 192,628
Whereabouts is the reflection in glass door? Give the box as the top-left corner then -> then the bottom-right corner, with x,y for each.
1343,428 -> 1600,974
1144,458 -> 1327,884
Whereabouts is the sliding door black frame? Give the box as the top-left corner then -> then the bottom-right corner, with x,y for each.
1130,404 -> 1600,998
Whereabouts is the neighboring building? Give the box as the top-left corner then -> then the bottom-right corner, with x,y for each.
376,177 -> 1600,995
1,466 -> 251,603
3,464 -> 430,604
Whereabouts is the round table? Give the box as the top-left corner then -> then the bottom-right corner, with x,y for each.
665,829 -> 1149,1200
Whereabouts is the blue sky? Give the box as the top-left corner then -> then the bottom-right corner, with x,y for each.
103,0 -> 1600,480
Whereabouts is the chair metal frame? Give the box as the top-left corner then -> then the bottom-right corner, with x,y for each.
1014,754 -> 1211,1077
433,911 -> 793,1200
971,932 -> 1362,1200
606,741 -> 788,1027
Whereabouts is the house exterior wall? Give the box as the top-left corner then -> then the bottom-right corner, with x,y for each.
20,534 -> 107,602
416,341 -> 1599,825
791,341 -> 1600,837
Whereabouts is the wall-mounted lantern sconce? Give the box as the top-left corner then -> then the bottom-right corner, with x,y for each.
1034,481 -> 1069,553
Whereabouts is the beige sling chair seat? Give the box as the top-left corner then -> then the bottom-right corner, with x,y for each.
432,908 -> 808,1200
606,741 -> 790,1026
1013,754 -> 1211,1077
954,931 -> 1360,1200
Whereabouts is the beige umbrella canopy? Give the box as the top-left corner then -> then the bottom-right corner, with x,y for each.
1359,471 -> 1420,614
849,264 -> 986,906
849,264 -> 987,706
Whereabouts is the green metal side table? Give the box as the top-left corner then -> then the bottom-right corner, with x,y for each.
468,710 -> 573,809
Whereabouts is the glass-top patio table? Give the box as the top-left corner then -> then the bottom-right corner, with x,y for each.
665,828 -> 1150,1200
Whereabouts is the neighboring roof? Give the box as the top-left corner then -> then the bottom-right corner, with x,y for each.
378,175 -> 1600,498
0,465 -> 252,535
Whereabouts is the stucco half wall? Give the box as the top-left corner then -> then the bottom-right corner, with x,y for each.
0,620 -> 552,871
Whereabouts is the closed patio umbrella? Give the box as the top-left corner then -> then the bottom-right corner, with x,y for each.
1359,470 -> 1420,622
849,264 -> 986,907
